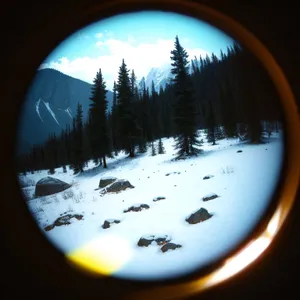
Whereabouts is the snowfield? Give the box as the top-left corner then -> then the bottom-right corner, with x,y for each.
19,131 -> 284,281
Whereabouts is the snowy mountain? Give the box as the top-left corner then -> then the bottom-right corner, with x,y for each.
16,68 -> 113,155
139,63 -> 173,93
139,61 -> 195,93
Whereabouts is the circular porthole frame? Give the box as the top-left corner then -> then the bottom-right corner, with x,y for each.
6,0 -> 300,299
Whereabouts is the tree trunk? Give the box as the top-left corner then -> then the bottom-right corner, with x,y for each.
102,156 -> 107,168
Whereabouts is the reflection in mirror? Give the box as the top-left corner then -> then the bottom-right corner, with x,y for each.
15,11 -> 284,281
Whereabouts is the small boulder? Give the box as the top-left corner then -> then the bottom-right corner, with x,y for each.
186,208 -> 212,224
137,235 -> 155,247
54,214 -> 83,226
35,176 -> 71,197
154,235 -> 171,245
153,196 -> 166,202
137,234 -> 171,247
202,193 -> 219,201
102,219 -> 121,229
105,179 -> 134,193
203,174 -> 214,180
44,213 -> 83,231
161,243 -> 182,253
124,204 -> 150,213
99,176 -> 117,188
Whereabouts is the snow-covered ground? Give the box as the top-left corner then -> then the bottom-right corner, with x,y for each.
19,131 -> 284,281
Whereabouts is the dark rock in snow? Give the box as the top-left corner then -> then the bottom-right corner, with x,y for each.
137,234 -> 171,247
54,214 -> 83,226
137,235 -> 155,247
99,176 -> 117,188
165,172 -> 181,176
161,243 -> 182,253
35,176 -> 71,197
105,179 -> 134,193
237,150 -> 243,153
155,235 -> 171,245
203,174 -> 214,180
186,208 -> 212,224
202,193 -> 219,201
124,204 -> 150,213
44,213 -> 83,231
102,219 -> 121,229
153,196 -> 166,202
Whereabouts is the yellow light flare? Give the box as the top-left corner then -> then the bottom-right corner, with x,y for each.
66,234 -> 133,276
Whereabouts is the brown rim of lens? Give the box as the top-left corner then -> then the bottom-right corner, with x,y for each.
57,0 -> 300,298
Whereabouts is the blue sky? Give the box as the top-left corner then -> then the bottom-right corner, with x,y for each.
40,11 -> 234,90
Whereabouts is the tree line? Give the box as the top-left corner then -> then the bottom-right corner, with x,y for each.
16,36 -> 283,175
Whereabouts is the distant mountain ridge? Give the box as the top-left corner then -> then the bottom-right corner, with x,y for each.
16,63 -> 178,155
16,68 -> 113,155
138,63 -> 173,93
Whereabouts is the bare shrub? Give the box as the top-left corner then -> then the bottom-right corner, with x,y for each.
73,191 -> 86,204
19,177 -> 35,188
40,196 -> 51,205
62,189 -> 75,200
220,165 -> 234,174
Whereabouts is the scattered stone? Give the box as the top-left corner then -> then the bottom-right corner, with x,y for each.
202,193 -> 219,201
137,235 -> 155,247
155,235 -> 171,245
203,174 -> 214,180
102,219 -> 121,229
44,224 -> 54,231
153,196 -> 166,202
186,208 -> 212,224
237,150 -> 243,153
105,179 -> 134,193
165,172 -> 181,176
137,234 -> 171,247
124,204 -> 150,213
99,176 -> 117,188
44,213 -> 83,231
161,243 -> 182,253
35,176 -> 71,197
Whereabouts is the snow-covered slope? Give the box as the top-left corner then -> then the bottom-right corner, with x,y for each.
19,131 -> 284,281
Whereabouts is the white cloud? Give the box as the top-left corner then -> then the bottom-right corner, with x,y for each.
95,33 -> 103,38
40,38 -> 210,90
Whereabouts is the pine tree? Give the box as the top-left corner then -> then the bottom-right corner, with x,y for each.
117,59 -> 138,157
170,35 -> 201,157
89,68 -> 110,168
220,81 -> 237,138
72,103 -> 85,174
157,138 -> 165,154
111,81 -> 119,156
151,141 -> 156,156
206,99 -> 217,145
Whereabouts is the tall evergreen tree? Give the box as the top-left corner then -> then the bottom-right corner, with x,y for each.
220,80 -> 237,138
206,99 -> 217,145
117,59 -> 138,157
170,35 -> 201,157
72,103 -> 85,174
157,138 -> 166,154
89,68 -> 110,168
